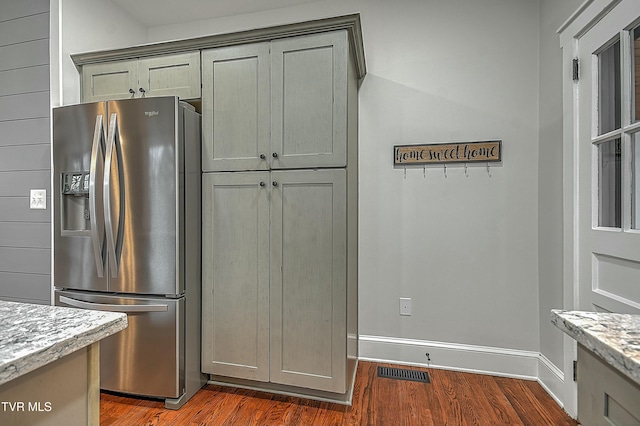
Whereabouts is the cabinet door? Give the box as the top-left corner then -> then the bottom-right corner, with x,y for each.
138,52 -> 201,99
578,345 -> 640,425
271,32 -> 348,169
202,44 -> 270,172
269,169 -> 347,393
82,60 -> 138,102
202,172 -> 270,382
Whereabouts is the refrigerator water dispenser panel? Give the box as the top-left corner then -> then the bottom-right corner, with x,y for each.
62,172 -> 90,195
61,171 -> 91,232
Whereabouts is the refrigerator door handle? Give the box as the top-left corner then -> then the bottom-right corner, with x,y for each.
59,296 -> 169,313
89,115 -> 105,278
104,112 -> 124,278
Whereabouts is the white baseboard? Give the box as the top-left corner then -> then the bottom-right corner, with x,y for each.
537,353 -> 567,409
359,335 -> 570,410
359,335 -> 540,380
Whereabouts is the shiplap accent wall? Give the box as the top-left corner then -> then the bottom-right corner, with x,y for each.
0,0 -> 51,304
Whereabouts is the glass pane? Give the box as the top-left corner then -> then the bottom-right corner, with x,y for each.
598,139 -> 622,227
634,27 -> 640,122
598,40 -> 621,135
633,134 -> 640,228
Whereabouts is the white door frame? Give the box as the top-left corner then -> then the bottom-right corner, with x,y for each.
558,0 -> 637,417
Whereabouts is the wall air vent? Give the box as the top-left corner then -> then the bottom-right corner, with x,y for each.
377,366 -> 430,383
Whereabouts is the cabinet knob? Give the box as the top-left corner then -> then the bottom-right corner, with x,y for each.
272,152 -> 278,158
272,181 -> 278,187
128,88 -> 135,95
259,153 -> 266,160
259,181 -> 266,187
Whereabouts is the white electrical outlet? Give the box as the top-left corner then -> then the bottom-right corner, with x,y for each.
399,297 -> 412,316
30,189 -> 46,209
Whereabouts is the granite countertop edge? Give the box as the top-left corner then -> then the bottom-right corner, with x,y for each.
0,300 -> 127,386
551,309 -> 640,386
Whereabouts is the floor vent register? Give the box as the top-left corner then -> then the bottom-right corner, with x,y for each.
377,366 -> 431,383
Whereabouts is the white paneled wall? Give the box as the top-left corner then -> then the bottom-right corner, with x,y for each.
0,0 -> 51,304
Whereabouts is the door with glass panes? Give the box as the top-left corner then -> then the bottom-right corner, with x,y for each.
578,0 -> 640,313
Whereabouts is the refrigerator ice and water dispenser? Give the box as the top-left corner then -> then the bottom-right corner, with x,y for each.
60,171 -> 91,232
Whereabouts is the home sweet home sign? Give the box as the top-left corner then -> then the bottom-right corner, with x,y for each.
394,141 -> 502,165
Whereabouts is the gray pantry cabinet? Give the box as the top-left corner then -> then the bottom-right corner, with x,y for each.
71,15 -> 365,402
201,29 -> 360,399
81,51 -> 201,102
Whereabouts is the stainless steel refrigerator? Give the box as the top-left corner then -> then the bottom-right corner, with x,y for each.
52,96 -> 205,409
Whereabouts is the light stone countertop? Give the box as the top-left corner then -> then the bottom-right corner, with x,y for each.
551,309 -> 640,386
0,300 -> 127,386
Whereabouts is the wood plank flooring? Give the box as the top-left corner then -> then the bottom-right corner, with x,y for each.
100,361 -> 577,425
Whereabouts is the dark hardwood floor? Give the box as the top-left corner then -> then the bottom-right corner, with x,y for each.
100,361 -> 578,425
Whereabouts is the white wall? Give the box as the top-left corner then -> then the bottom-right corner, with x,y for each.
361,0 -> 541,353
50,0 -> 148,106
148,0 -> 543,368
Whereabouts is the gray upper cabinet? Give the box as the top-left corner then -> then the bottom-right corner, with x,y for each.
201,31 -> 349,172
139,53 -> 201,99
201,44 -> 270,172
81,59 -> 137,102
271,32 -> 348,169
82,52 -> 201,102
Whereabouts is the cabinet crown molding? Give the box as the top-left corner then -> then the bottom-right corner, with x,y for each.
71,14 -> 367,80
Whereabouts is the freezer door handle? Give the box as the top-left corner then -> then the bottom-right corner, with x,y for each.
89,115 -> 106,278
59,296 -> 169,313
104,113 -> 124,278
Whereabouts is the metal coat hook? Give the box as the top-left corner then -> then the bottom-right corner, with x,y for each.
403,166 -> 407,179
443,164 -> 447,178
423,165 -> 426,178
464,163 -> 468,177
486,162 -> 491,177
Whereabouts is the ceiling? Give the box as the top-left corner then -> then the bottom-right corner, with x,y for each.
111,0 -> 327,27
